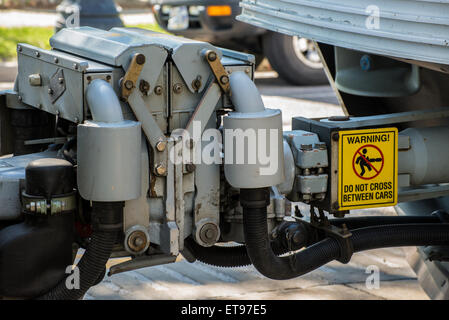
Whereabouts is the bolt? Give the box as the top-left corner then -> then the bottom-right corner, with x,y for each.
17,45 -> 22,52
220,75 -> 229,84
205,229 -> 214,239
155,141 -> 166,152
192,77 -> 202,91
18,96 -> 22,102
199,223 -> 219,245
124,80 -> 134,90
154,86 -> 163,95
54,57 -> 59,63
207,51 -> 217,61
139,80 -> 150,95
106,75 -> 112,81
315,143 -> 327,150
245,67 -> 251,74
136,54 -> 146,65
48,88 -> 54,95
303,168 -> 311,176
73,63 -> 78,70
173,83 -> 183,94
127,230 -> 147,253
59,78 -> 64,85
74,117 -> 79,124
300,144 -> 313,151
35,51 -> 40,58
86,76 -> 92,83
155,164 -> 167,176
186,163 -> 196,173
332,132 -> 339,141
134,237 -> 144,247
36,103 -> 42,109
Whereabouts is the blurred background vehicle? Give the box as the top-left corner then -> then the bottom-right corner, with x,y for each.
150,0 -> 328,85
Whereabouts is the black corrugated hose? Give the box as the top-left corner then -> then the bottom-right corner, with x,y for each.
241,188 -> 449,280
187,197 -> 444,269
38,202 -> 123,300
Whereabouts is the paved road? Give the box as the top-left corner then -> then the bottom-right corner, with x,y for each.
0,69 -> 428,300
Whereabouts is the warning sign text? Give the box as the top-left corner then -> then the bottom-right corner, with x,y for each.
338,128 -> 398,210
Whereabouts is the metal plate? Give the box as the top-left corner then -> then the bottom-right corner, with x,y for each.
49,68 -> 66,104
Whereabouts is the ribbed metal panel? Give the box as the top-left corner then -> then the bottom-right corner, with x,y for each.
238,0 -> 449,64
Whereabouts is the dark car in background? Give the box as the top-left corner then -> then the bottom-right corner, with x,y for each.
150,0 -> 328,85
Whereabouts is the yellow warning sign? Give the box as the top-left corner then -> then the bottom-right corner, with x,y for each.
338,128 -> 398,210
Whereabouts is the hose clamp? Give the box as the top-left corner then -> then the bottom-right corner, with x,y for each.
22,191 -> 76,216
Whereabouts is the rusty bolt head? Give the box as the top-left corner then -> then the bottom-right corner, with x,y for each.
155,164 -> 167,176
156,141 -> 166,152
136,54 -> 146,65
186,163 -> 196,173
127,230 -> 148,253
207,51 -> 217,61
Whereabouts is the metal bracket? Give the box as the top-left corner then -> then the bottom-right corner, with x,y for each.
121,53 -> 146,101
203,50 -> 231,95
294,206 -> 353,263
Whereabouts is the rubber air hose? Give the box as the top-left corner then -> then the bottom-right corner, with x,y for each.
242,188 -> 449,280
184,231 -> 301,268
38,202 -> 123,300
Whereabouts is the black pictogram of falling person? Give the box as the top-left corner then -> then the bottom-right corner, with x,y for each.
356,148 -> 382,176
